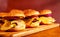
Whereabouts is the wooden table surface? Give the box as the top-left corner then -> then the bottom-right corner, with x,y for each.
24,26 -> 60,37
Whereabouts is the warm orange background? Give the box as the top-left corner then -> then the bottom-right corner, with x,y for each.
0,0 -> 60,23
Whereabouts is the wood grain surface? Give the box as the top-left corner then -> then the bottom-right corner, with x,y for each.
0,23 -> 59,37
24,25 -> 60,37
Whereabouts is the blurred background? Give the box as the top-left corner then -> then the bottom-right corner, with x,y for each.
0,0 -> 60,23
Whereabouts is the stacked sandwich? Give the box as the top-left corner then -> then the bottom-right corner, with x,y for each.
0,9 -> 55,31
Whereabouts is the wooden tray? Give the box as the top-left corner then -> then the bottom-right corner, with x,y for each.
0,23 -> 59,37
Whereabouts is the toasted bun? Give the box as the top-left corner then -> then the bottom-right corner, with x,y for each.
24,9 -> 40,16
0,12 -> 8,17
0,9 -> 25,17
40,10 -> 52,15
9,9 -> 25,17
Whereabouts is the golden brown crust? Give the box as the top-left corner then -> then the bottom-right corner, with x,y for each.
0,12 -> 9,17
40,9 -> 52,15
24,9 -> 40,16
0,9 -> 25,17
9,9 -> 25,17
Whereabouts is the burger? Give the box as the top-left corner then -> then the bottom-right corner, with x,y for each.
24,9 -> 41,27
37,9 -> 56,25
0,9 -> 56,32
0,9 -> 26,31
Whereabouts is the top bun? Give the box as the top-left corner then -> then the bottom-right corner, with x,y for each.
24,9 -> 40,16
40,9 -> 52,15
0,12 -> 8,17
0,9 -> 25,17
9,9 -> 25,17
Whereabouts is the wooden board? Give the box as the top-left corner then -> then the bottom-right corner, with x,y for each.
0,23 -> 59,37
